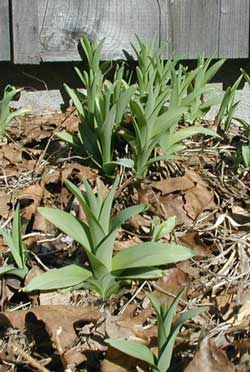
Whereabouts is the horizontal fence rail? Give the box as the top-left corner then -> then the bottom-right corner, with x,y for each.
0,0 -> 249,64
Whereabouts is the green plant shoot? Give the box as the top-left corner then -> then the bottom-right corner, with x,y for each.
0,204 -> 28,279
0,85 -> 28,138
23,178 -> 194,298
106,288 -> 208,372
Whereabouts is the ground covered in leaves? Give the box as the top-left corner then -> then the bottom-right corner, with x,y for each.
0,109 -> 250,372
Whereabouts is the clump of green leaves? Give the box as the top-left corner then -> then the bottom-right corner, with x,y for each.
106,288 -> 208,372
60,35 -> 221,178
123,73 -> 218,178
120,37 -> 220,178
59,37 -> 135,175
215,74 -> 242,132
0,85 -> 28,138
23,177 -> 194,298
0,204 -> 28,279
182,56 -> 225,123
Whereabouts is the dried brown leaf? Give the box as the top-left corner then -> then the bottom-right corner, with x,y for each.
61,163 -> 96,184
154,268 -> 188,300
179,231 -> 211,257
16,182 -> 44,219
153,174 -> 194,194
0,305 -> 101,351
2,144 -> 23,164
0,191 -> 11,218
185,338 -> 236,372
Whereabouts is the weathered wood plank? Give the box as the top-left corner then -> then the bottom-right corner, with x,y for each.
12,0 -> 40,64
39,0 -> 160,61
161,0 -> 221,58
0,0 -> 10,61
219,0 -> 249,58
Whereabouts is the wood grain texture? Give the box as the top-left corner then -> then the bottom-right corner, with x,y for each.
162,0 -> 220,58
0,0 -> 10,61
39,0 -> 160,61
6,0 -> 250,63
161,0 -> 250,59
12,0 -> 40,64
219,0 -> 249,58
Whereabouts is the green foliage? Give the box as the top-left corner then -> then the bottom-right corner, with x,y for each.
23,178 -> 194,298
106,288 -> 208,372
150,216 -> 176,242
60,36 -> 135,175
120,37 -> 220,178
234,117 -> 250,169
233,70 -> 250,168
60,35 -> 221,178
131,37 -> 224,122
122,77 -> 218,178
183,56 -> 225,122
0,85 -> 28,138
0,204 -> 28,279
215,75 -> 242,131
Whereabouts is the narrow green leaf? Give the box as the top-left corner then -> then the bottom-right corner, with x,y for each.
242,144 -> 250,168
114,267 -> 163,279
65,180 -> 105,248
38,207 -> 91,251
111,204 -> 145,231
0,265 -> 17,276
167,126 -> 219,147
105,158 -> 134,169
161,288 -> 185,348
156,325 -> 180,372
112,243 -> 194,271
105,339 -> 155,366
83,177 -> 101,218
23,265 -> 92,292
64,84 -> 85,118
11,204 -> 25,269
95,228 -> 118,270
157,306 -> 209,372
174,306 -> 209,330
99,176 -> 119,234
204,59 -> 225,83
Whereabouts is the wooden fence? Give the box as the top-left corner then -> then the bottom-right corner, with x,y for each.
0,0 -> 249,64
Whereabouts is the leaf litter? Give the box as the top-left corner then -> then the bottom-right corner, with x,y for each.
0,111 -> 249,372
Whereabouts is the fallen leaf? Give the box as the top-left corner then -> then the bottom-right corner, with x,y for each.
153,174 -> 194,194
154,267 -> 188,301
16,182 -> 44,219
154,171 -> 215,225
63,347 -> 87,370
0,191 -> 11,218
184,337 -> 236,372
160,194 -> 192,225
61,162 -> 96,184
179,231 -> 211,257
39,291 -> 72,305
2,143 -> 22,163
184,182 -> 214,221
0,305 -> 101,352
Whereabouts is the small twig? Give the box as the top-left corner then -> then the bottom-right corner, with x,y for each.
10,340 -> 51,372
119,281 -> 147,315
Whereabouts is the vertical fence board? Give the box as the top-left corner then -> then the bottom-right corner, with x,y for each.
219,0 -> 249,58
0,0 -> 10,61
161,0 -> 220,58
39,0 -> 160,61
12,0 -> 40,63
